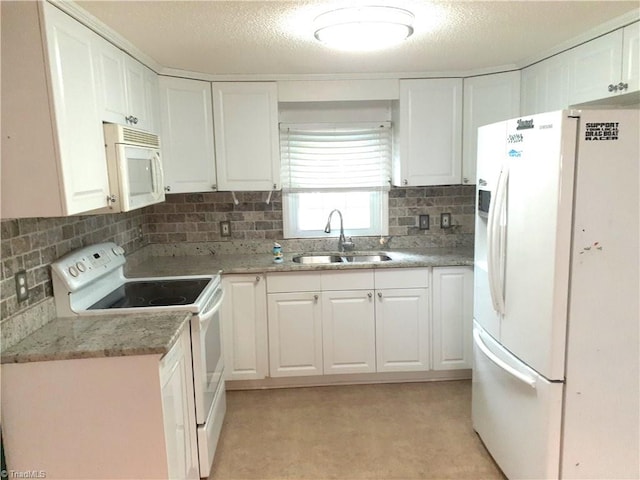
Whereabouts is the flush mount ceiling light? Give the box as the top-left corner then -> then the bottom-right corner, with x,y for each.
313,6 -> 414,52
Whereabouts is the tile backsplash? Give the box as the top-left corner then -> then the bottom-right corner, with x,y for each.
1,211 -> 147,321
1,184 -> 474,332
145,185 -> 475,247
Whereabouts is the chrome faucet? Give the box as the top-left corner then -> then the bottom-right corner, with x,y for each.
324,209 -> 354,252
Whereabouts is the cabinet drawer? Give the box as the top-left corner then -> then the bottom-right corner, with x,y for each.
321,270 -> 374,290
375,268 -> 430,289
267,272 -> 322,293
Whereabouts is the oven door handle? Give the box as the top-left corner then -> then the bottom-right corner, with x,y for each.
199,288 -> 225,325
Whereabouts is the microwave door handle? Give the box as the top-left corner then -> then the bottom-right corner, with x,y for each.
153,152 -> 165,200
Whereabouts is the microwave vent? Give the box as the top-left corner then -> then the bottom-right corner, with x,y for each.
121,127 -> 160,148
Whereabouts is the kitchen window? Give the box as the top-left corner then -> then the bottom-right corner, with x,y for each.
280,122 -> 391,238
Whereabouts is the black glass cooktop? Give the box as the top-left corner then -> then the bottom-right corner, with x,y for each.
89,278 -> 212,309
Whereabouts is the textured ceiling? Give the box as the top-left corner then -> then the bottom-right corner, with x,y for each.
76,0 -> 639,76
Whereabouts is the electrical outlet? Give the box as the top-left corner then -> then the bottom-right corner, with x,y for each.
15,270 -> 29,303
220,221 -> 231,237
419,214 -> 430,230
440,213 -> 452,229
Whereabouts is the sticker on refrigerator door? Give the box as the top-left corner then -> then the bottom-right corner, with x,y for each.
584,122 -> 619,141
508,149 -> 522,158
507,133 -> 523,143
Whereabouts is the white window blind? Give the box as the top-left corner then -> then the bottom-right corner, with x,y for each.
280,122 -> 392,192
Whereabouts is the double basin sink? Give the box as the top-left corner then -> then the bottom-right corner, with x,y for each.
292,253 -> 392,264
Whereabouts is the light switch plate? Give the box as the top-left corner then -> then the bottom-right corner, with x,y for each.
419,214 -> 430,230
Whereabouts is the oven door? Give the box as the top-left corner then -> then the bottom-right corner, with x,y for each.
191,287 -> 225,424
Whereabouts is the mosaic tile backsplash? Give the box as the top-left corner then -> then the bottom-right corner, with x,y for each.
0,185 -> 474,324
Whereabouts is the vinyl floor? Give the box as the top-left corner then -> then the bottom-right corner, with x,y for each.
208,380 -> 505,480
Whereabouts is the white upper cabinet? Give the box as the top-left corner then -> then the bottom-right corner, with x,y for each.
568,29 -> 624,106
393,78 -> 463,186
159,76 -> 217,193
212,82 -> 280,191
1,1 -> 111,218
622,22 -> 640,93
462,71 -> 520,185
93,38 -> 158,132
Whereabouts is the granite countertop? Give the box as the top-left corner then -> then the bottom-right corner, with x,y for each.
1,311 -> 191,364
126,247 -> 474,278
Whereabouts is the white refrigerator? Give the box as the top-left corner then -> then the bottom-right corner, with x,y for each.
472,109 -> 639,479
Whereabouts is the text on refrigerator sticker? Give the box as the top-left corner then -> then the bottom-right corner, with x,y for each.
585,122 -> 619,141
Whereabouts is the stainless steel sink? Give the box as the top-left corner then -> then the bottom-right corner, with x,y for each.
343,254 -> 392,263
292,254 -> 344,264
291,253 -> 392,264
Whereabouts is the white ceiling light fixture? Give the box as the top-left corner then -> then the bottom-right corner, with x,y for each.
313,5 -> 415,52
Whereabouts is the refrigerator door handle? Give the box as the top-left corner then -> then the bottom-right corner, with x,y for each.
487,166 -> 508,315
473,328 -> 537,389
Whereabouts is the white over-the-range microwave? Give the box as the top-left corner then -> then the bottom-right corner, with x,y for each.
103,122 -> 165,212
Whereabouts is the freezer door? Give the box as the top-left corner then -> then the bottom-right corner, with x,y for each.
473,121 -> 508,340
472,322 -> 563,480
500,111 -> 577,381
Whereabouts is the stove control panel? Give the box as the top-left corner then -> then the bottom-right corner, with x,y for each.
51,242 -> 126,292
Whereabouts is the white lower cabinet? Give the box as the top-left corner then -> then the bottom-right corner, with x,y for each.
267,292 -> 323,377
322,290 -> 376,374
160,327 -> 200,480
224,267 -> 472,382
431,267 -> 474,370
220,274 -> 268,380
375,288 -> 429,372
375,268 -> 430,372
2,327 -> 198,479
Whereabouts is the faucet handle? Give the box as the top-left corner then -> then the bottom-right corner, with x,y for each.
342,237 -> 355,252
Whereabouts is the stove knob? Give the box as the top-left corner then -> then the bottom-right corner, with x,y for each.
68,265 -> 79,277
76,261 -> 86,273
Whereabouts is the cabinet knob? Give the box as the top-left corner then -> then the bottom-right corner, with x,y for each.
255,275 -> 260,283
273,183 -> 277,190
403,179 -> 408,185
618,82 -> 629,91
107,194 -> 117,203
164,186 -> 171,192
212,184 -> 217,191
608,84 -> 618,92
368,292 -> 373,299
377,292 -> 383,298
314,294 -> 319,302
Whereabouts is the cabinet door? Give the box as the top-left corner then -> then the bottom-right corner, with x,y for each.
92,37 -> 128,125
159,76 -> 217,193
160,328 -> 199,480
520,63 -> 543,116
432,267 -> 474,370
569,29 -> 623,106
521,52 -> 571,116
124,55 -> 150,129
267,292 -> 323,377
394,78 -> 462,186
622,22 -> 640,93
212,82 -> 280,191
144,66 -> 161,134
375,288 -> 429,372
220,274 -> 268,380
462,72 -> 520,185
42,2 -> 110,215
322,290 -> 376,374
